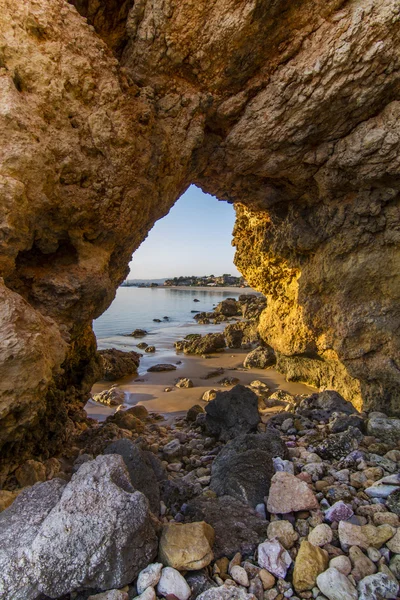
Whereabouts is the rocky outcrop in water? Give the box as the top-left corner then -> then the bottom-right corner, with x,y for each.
1,0 -> 400,466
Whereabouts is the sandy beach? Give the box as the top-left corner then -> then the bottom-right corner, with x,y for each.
87,345 -> 316,422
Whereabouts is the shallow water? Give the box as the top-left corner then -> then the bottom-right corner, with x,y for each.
94,286 -> 256,349
89,286 -> 316,422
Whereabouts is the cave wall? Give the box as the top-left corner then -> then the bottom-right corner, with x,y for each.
0,0 -> 399,470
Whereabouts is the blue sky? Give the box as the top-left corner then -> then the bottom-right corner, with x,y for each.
129,185 -> 240,279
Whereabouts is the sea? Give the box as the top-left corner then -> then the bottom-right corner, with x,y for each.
93,286 -> 259,367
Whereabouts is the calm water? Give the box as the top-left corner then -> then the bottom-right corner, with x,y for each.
93,287 -> 258,359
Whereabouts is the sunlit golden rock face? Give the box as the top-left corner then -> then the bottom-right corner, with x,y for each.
0,0 -> 400,466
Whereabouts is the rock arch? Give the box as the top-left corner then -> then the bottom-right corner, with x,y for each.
1,0 -> 400,471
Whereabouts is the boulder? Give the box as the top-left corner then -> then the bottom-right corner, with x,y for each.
184,495 -> 269,559
129,329 -> 148,337
298,390 -> 358,421
107,410 -> 145,433
98,349 -> 140,381
183,333 -> 226,355
293,541 -> 328,592
104,438 -> 164,514
175,377 -> 194,388
186,404 -> 205,422
214,298 -> 241,316
267,472 -> 319,514
314,427 -> 364,461
147,364 -> 177,372
125,405 -> 149,420
367,416 -> 400,443
210,432 -> 286,507
0,455 -> 158,599
224,323 -> 246,348
204,384 -> 260,441
0,478 -> 67,600
158,521 -> 215,570
92,385 -> 125,406
243,345 -> 275,369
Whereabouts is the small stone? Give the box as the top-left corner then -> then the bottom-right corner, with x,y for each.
358,572 -> 399,600
329,556 -> 352,576
373,512 -> 399,527
316,567 -> 358,600
386,527 -> 400,553
135,588 -> 156,600
365,485 -> 399,499
137,563 -> 163,594
273,457 -> 294,474
158,521 -> 215,570
339,521 -> 395,551
175,378 -> 194,388
386,488 -> 400,515
148,364 -> 177,372
389,554 -> 400,579
157,567 -> 191,600
202,390 -> 218,402
88,591 -> 128,600
349,546 -> 377,582
267,472 -> 318,514
197,583 -> 256,599
257,539 -> 292,579
267,520 -> 298,549
259,569 -> 275,590
324,501 -> 353,523
308,524 -> 333,547
366,416 -> 400,444
293,541 -> 328,592
230,565 -> 249,587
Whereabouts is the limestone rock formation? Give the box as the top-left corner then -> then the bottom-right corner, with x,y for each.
1,0 -> 400,466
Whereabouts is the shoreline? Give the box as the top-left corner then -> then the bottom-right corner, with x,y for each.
124,285 -> 261,293
87,348 -> 316,423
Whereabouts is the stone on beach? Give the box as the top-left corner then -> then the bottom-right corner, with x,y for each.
210,432 -> 286,507
316,567 -> 358,600
243,345 -> 275,369
205,384 -> 260,441
308,523 -> 333,547
267,520 -> 298,549
367,415 -> 400,443
293,540 -> 328,592
175,377 -> 194,388
324,500 -> 354,523
197,584 -> 255,599
137,563 -> 163,594
88,592 -> 129,600
99,348 -> 140,381
158,521 -> 215,570
358,572 -> 399,600
267,472 -> 319,514
0,456 -> 158,599
147,364 -> 177,372
157,567 -> 191,600
257,539 -> 292,579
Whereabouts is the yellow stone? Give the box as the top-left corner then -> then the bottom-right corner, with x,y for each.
293,540 -> 329,592
159,521 -> 215,571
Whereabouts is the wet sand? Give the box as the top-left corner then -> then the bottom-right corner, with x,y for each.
87,345 -> 316,423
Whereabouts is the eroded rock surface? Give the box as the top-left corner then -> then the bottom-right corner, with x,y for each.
1,0 -> 400,465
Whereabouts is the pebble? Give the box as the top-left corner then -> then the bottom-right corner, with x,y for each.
386,527 -> 400,553
348,546 -> 377,581
259,569 -> 276,590
324,501 -> 353,523
135,588 -> 156,600
358,572 -> 399,600
267,520 -> 298,549
157,567 -> 191,600
267,472 -> 319,514
230,565 -> 249,587
258,539 -> 292,579
137,563 -> 163,594
308,524 -> 333,547
328,555 -> 352,575
316,567 -> 358,600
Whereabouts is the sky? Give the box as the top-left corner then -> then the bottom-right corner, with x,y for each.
128,185 -> 240,279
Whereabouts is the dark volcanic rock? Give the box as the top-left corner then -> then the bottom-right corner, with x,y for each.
243,345 -> 275,369
204,384 -> 260,441
328,414 -> 365,434
210,432 -> 287,507
185,495 -> 269,559
104,439 -> 164,514
98,348 -> 141,381
187,404 -> 205,422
